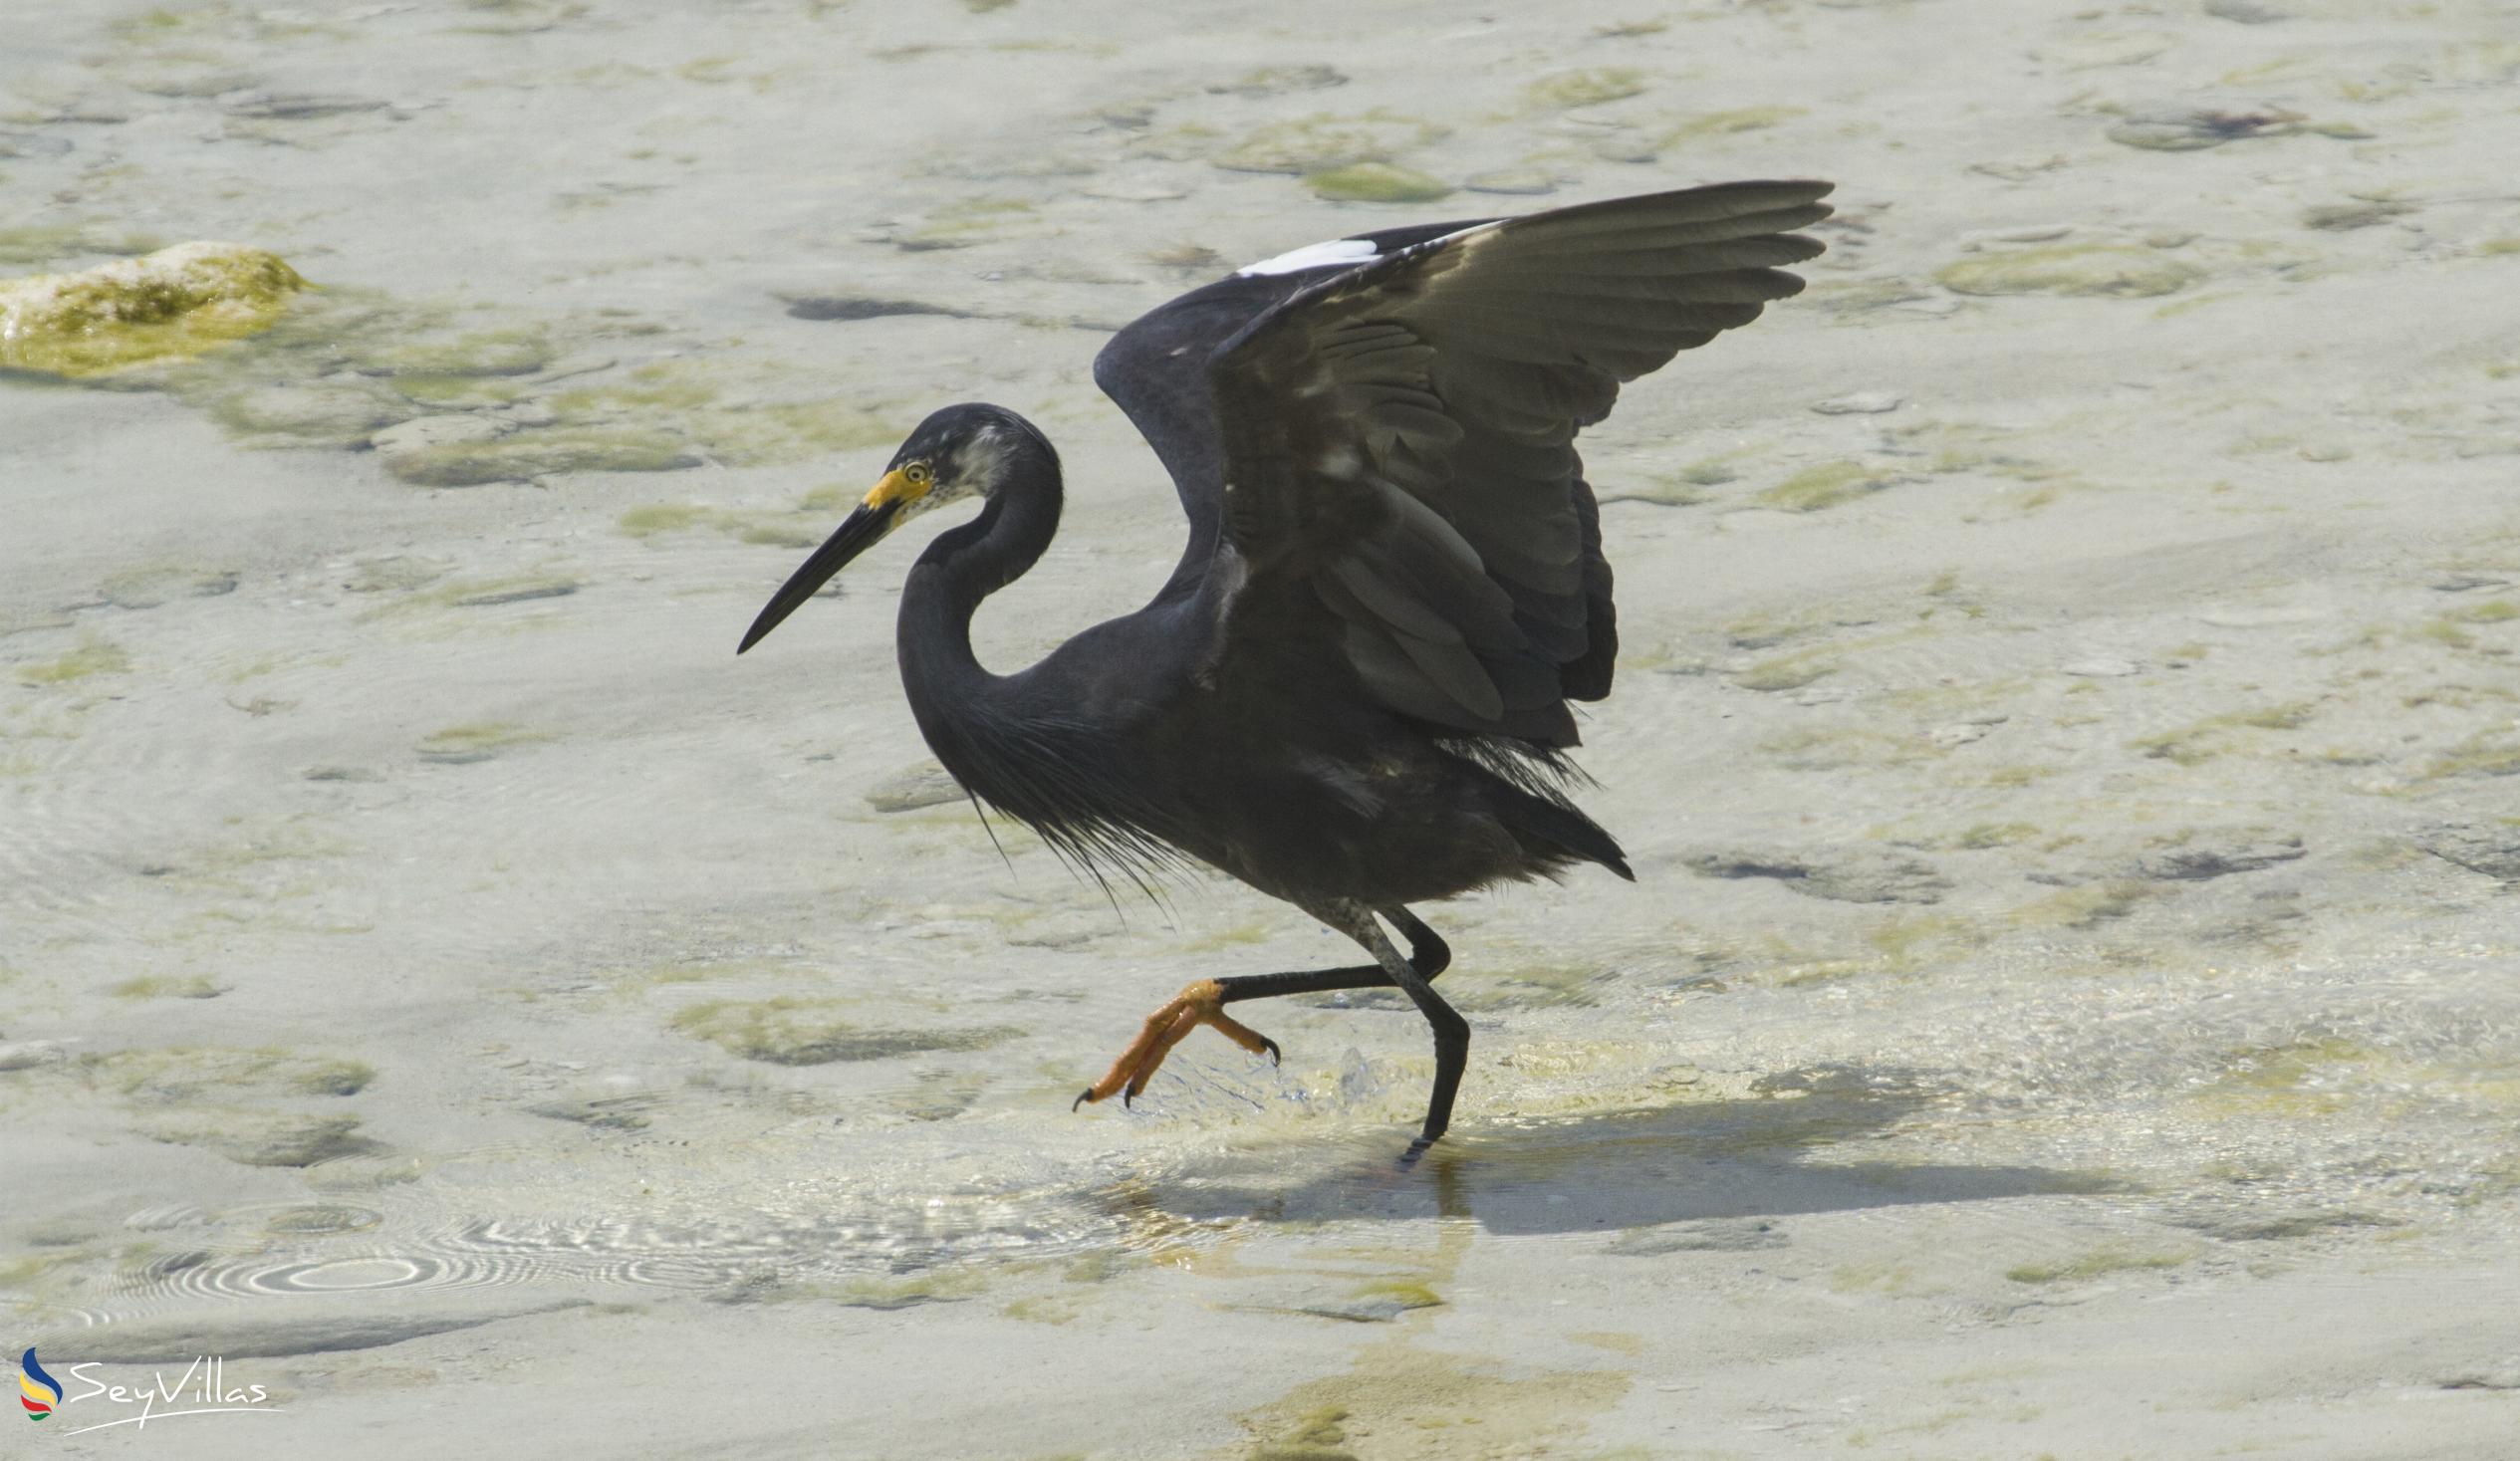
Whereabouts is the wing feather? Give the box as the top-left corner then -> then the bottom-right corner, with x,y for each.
1201,180 -> 1833,745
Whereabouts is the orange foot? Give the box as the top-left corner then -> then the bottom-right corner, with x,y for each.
1073,979 -> 1282,1110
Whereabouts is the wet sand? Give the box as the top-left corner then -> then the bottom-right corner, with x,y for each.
5,1 -> 2519,1456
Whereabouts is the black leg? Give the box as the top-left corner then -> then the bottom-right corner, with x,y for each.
1397,981 -> 1469,1164
1066,911 -> 1450,1115
1211,909 -> 1450,1005
1298,902 -> 1470,1162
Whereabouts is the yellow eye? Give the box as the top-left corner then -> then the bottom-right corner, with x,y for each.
904,462 -> 932,487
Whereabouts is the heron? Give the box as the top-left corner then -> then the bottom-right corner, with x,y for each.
739,180 -> 1833,1158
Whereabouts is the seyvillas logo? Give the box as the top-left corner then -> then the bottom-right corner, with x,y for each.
13,1347 -> 283,1435
18,1348 -> 61,1420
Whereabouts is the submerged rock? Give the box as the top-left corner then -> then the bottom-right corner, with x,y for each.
0,1039 -> 72,1072
866,760 -> 965,813
2134,835 -> 2305,881
672,998 -> 1014,1067
142,1112 -> 370,1167
1607,1218 -> 1789,1255
782,295 -> 968,322
2107,106 -> 2302,151
1208,64 -> 1347,98
2063,656 -> 2142,677
0,241 -> 305,377
2303,199 -> 2414,231
2415,823 -> 2520,882
1464,168 -> 1559,196
213,381 -> 413,443
1683,846 -> 1951,903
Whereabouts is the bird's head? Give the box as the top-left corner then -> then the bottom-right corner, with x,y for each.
737,403 -> 1045,653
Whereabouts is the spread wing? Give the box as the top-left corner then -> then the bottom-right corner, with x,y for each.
1094,217 -> 1502,600
1201,180 -> 1833,745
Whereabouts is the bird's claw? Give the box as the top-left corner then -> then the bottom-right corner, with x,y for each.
1072,979 -> 1283,1110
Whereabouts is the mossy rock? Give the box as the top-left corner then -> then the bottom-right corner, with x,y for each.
0,241 -> 305,377
142,1112 -> 369,1168
209,382 -> 412,443
101,1046 -> 375,1103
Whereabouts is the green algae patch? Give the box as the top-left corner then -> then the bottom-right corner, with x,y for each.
1352,1280 -> 1442,1311
619,481 -> 860,548
2423,734 -> 2520,781
1523,68 -> 1647,112
18,634 -> 130,685
1755,460 -> 1895,512
671,997 -> 1016,1067
0,241 -> 305,377
2016,879 -> 2150,929
1661,105 -> 1804,145
0,224 -> 162,268
2194,1037 -> 2373,1116
891,196 -> 1047,251
1238,1339 -> 1626,1461
704,399 -> 897,465
2132,701 -> 2317,765
1213,112 -> 1443,174
1951,822 -> 2040,851
619,504 -> 715,537
370,326 -> 550,377
95,1046 -> 374,1103
383,427 -> 700,486
1938,244 -> 2203,300
1307,163 -> 1451,204
549,362 -> 719,416
828,1270 -> 987,1310
2005,1242 -> 2193,1284
549,360 -> 895,468
417,721 -> 550,763
109,974 -> 226,1000
1732,649 -> 1838,691
206,381 -> 410,445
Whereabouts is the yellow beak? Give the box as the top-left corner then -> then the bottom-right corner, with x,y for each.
862,466 -> 929,512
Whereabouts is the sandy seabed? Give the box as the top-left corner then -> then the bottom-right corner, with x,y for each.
5,1 -> 2520,1457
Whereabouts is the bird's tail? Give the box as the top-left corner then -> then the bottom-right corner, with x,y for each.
1485,778 -> 1635,881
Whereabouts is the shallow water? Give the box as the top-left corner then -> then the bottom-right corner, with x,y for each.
8,0 -> 2520,1455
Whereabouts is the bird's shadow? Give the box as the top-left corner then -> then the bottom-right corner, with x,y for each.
1114,1085 -> 2118,1236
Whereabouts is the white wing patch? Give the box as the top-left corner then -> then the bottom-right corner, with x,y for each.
1235,237 -> 1381,278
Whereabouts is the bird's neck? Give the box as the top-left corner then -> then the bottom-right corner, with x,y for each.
897,448 -> 1063,703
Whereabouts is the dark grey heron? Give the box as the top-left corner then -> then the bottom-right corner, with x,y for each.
739,180 -> 1833,1158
